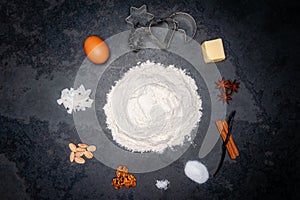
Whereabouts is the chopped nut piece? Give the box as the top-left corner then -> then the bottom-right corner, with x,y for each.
70,152 -> 75,162
117,165 -> 128,173
83,151 -> 94,159
74,157 -> 85,164
69,143 -> 77,152
76,147 -> 86,152
78,143 -> 88,149
75,152 -> 84,157
87,145 -> 96,152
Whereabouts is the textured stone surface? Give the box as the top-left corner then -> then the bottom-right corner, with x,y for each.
0,0 -> 299,199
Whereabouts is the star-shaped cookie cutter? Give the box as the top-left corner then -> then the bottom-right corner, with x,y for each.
125,5 -> 154,28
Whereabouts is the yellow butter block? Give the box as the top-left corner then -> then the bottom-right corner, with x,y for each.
201,38 -> 226,63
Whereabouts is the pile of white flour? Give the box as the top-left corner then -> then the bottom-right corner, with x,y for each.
103,60 -> 202,153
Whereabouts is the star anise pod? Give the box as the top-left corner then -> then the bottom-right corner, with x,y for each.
215,77 -> 231,92
218,92 -> 232,104
227,79 -> 240,94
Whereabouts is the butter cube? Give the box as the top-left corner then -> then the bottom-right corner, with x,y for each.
201,38 -> 226,63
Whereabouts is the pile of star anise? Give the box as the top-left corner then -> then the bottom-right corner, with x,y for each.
215,77 -> 240,104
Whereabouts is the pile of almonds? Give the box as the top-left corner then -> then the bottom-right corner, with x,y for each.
112,165 -> 137,190
69,143 -> 96,164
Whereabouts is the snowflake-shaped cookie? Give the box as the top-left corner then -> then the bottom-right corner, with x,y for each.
57,85 -> 93,114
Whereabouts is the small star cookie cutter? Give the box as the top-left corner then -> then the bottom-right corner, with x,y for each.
125,5 -> 154,28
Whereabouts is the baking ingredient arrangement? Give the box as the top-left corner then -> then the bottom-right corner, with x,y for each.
57,4 -> 241,192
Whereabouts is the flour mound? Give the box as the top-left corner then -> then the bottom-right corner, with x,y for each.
103,60 -> 202,153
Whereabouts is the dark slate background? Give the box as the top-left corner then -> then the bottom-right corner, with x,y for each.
0,0 -> 299,199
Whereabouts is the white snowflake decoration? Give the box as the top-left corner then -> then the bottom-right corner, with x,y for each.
57,85 -> 93,114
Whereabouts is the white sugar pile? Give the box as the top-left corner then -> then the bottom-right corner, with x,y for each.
155,179 -> 170,190
104,60 -> 202,153
184,160 -> 209,184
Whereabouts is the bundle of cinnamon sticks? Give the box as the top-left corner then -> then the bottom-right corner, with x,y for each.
215,120 -> 239,159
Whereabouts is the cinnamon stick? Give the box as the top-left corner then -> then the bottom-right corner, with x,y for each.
215,120 -> 236,159
215,120 -> 239,159
222,121 -> 239,157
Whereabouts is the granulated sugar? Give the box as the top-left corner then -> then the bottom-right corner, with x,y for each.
184,160 -> 209,184
103,60 -> 202,153
155,179 -> 170,190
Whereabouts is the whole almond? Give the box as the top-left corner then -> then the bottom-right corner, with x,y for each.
87,145 -> 96,152
75,157 -> 85,164
76,147 -> 86,152
78,143 -> 88,149
84,151 -> 93,159
75,152 -> 84,157
70,152 -> 75,162
69,143 -> 77,152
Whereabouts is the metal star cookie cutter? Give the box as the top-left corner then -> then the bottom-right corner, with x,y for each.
125,5 -> 154,28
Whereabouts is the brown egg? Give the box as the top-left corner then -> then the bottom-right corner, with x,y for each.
84,36 -> 109,64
